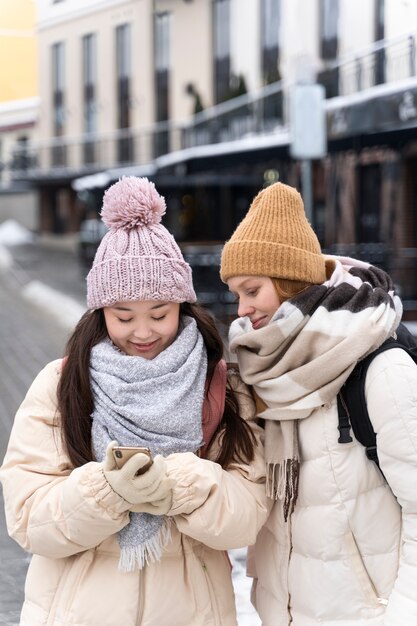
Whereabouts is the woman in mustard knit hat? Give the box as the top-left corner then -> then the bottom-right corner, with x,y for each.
220,181 -> 417,626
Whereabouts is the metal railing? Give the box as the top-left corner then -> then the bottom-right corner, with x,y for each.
181,80 -> 284,149
6,31 -> 417,181
321,32 -> 417,97
8,80 -> 286,181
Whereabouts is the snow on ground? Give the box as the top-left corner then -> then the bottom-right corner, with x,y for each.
0,244 -> 13,269
21,281 -> 86,331
0,219 -> 34,246
230,548 -> 261,625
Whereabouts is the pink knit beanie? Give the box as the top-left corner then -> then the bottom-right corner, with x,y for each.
86,177 -> 196,309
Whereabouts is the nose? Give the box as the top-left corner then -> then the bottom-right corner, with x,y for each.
132,323 -> 153,341
237,299 -> 255,318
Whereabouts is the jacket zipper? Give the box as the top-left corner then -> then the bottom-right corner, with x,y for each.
200,558 -> 221,626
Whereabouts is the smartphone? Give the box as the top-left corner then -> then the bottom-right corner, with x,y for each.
112,446 -> 153,475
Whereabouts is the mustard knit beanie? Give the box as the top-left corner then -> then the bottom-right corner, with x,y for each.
220,182 -> 326,284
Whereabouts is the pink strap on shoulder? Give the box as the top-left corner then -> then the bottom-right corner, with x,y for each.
200,359 -> 227,458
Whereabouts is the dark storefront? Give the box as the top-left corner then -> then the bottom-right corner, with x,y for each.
326,81 -> 417,313
55,79 -> 417,321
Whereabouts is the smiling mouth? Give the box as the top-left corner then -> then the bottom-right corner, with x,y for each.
130,339 -> 159,352
251,316 -> 267,330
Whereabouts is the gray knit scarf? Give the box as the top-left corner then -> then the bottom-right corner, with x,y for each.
90,316 -> 207,571
229,257 -> 403,521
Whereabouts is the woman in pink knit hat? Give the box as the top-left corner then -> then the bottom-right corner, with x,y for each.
0,177 -> 268,626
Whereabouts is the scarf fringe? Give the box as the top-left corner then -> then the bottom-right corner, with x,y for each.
118,519 -> 172,572
266,459 -> 300,522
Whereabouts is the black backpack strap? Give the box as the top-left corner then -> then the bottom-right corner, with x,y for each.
338,337 -> 400,467
338,326 -> 417,471
336,394 -> 353,443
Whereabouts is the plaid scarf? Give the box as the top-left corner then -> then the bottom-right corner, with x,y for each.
229,257 -> 403,520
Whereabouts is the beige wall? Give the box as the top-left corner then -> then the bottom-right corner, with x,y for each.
38,0 -> 154,149
35,0 -> 417,174
230,0 -> 261,91
37,0 -> 214,167
155,0 -> 213,121
279,0 -> 320,82
338,0 -> 375,58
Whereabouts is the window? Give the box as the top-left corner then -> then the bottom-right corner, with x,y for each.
213,0 -> 230,104
320,0 -> 339,60
116,23 -> 131,82
52,41 -> 65,132
11,136 -> 34,172
357,164 -> 382,243
82,34 -> 97,164
261,0 -> 280,84
116,23 -> 133,163
154,12 -> 171,156
375,0 -> 385,41
318,0 -> 339,97
51,41 -> 66,166
374,0 -> 385,84
155,12 -> 170,75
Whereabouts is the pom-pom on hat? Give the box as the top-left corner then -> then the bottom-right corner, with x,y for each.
220,181 -> 326,284
86,177 -> 196,309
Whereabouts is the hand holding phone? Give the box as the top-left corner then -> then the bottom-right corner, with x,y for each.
112,446 -> 153,475
102,443 -> 171,511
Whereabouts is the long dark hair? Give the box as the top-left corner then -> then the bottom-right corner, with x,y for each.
57,303 -> 255,469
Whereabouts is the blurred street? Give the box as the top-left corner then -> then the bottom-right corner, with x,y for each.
0,239 -> 258,626
0,247 -> 72,626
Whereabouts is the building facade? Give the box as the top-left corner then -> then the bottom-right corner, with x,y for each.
7,0 -> 417,314
0,0 -> 39,227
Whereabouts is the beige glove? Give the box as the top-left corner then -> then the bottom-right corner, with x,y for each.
130,493 -> 172,515
102,442 -> 173,511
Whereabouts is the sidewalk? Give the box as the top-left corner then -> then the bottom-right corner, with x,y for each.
0,242 -> 89,624
10,240 -> 87,306
0,265 -> 71,626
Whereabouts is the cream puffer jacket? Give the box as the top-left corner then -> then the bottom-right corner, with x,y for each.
0,360 -> 269,626
249,347 -> 417,626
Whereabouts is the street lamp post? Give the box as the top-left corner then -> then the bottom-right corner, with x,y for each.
289,81 -> 327,226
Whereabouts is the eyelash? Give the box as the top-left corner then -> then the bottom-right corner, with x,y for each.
118,315 -> 166,323
233,289 -> 258,302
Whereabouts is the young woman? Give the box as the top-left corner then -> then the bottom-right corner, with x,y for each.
0,176 -> 268,626
220,181 -> 417,626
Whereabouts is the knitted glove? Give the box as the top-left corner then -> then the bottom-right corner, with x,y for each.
102,442 -> 173,508
130,493 -> 173,515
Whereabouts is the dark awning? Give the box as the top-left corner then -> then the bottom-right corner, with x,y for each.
327,77 -> 417,140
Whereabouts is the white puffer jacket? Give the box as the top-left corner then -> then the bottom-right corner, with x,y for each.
0,360 -> 269,626
250,347 -> 417,626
